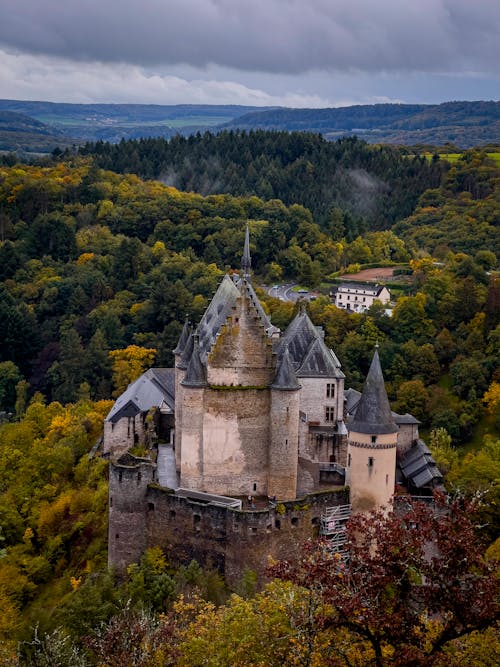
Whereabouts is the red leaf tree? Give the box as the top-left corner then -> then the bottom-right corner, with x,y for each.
270,494 -> 499,667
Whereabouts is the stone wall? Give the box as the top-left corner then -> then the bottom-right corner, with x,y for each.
104,414 -> 148,456
117,483 -> 350,587
108,458 -> 156,570
207,294 -> 275,387
200,387 -> 271,496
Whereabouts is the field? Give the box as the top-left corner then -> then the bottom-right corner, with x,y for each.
423,152 -> 500,166
339,267 -> 400,281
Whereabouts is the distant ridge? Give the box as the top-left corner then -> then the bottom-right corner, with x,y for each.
0,110 -> 76,153
0,99 -> 499,151
222,101 -> 500,148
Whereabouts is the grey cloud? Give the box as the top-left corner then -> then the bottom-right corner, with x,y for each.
1,0 -> 499,76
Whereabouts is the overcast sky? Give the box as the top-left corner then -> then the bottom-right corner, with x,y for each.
0,0 -> 499,107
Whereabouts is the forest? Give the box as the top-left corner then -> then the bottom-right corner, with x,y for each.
0,134 -> 498,664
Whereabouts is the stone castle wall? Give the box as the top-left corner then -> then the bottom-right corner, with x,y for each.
104,415 -> 148,456
109,464 -> 349,587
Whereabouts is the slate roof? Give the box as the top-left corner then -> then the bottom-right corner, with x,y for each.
106,368 -> 175,423
196,274 -> 240,363
349,347 -> 398,434
345,388 -> 420,427
271,346 -> 301,390
337,282 -> 388,295
399,439 -> 443,489
277,309 -> 344,379
182,336 -> 208,387
173,318 -> 191,356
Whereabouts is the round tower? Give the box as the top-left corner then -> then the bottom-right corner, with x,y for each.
174,323 -> 193,471
179,334 -> 207,491
269,347 -> 301,500
346,346 -> 398,512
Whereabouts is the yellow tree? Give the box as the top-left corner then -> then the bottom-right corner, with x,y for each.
109,345 -> 156,396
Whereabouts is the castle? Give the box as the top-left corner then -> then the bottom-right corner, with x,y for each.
105,228 -> 442,584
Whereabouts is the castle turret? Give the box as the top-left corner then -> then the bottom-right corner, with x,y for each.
179,335 -> 207,490
174,320 -> 193,471
346,346 -> 398,512
269,347 -> 301,500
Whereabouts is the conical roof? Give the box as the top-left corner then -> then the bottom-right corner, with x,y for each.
177,331 -> 194,370
173,317 -> 191,355
271,346 -> 301,390
349,347 -> 398,435
181,335 -> 207,387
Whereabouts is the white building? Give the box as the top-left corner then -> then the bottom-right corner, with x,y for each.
334,282 -> 390,313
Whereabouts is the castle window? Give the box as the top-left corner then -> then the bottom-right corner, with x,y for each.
118,471 -> 123,483
137,471 -> 142,483
253,483 -> 257,492
368,457 -> 374,468
115,533 -> 119,539
326,383 -> 335,398
275,519 -> 281,530
291,517 -> 298,527
194,514 -> 201,525
251,527 -> 257,533
148,502 -> 155,512
311,517 -> 319,526
325,406 -> 335,422
170,510 -> 176,519
348,454 -> 351,466
371,435 -> 377,443
386,474 -> 389,485
110,497 -> 113,507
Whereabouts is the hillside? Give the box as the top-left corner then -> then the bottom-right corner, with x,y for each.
223,101 -> 500,148
0,110 -> 76,153
0,100 -> 273,147
0,99 -> 499,152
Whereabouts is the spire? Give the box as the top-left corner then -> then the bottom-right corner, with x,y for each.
173,316 -> 191,356
349,346 -> 398,435
177,331 -> 194,370
241,222 -> 251,278
181,334 -> 207,387
271,347 -> 301,391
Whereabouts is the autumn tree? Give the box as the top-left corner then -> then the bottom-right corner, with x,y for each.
270,494 -> 499,667
109,345 -> 156,396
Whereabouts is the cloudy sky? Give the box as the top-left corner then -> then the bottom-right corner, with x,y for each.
0,0 -> 499,108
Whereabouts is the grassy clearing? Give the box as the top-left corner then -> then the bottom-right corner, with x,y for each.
421,152 -> 500,166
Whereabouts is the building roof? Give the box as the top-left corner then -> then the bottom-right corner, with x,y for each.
399,439 -> 443,489
105,367 -> 175,423
196,274 -> 240,363
173,318 -> 191,356
182,335 -> 208,387
271,346 -> 301,390
277,308 -> 344,379
349,347 -> 398,435
337,282 -> 388,296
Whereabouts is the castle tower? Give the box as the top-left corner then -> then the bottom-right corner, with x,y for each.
269,346 -> 301,499
173,321 -> 193,471
346,346 -> 398,512
179,334 -> 207,490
